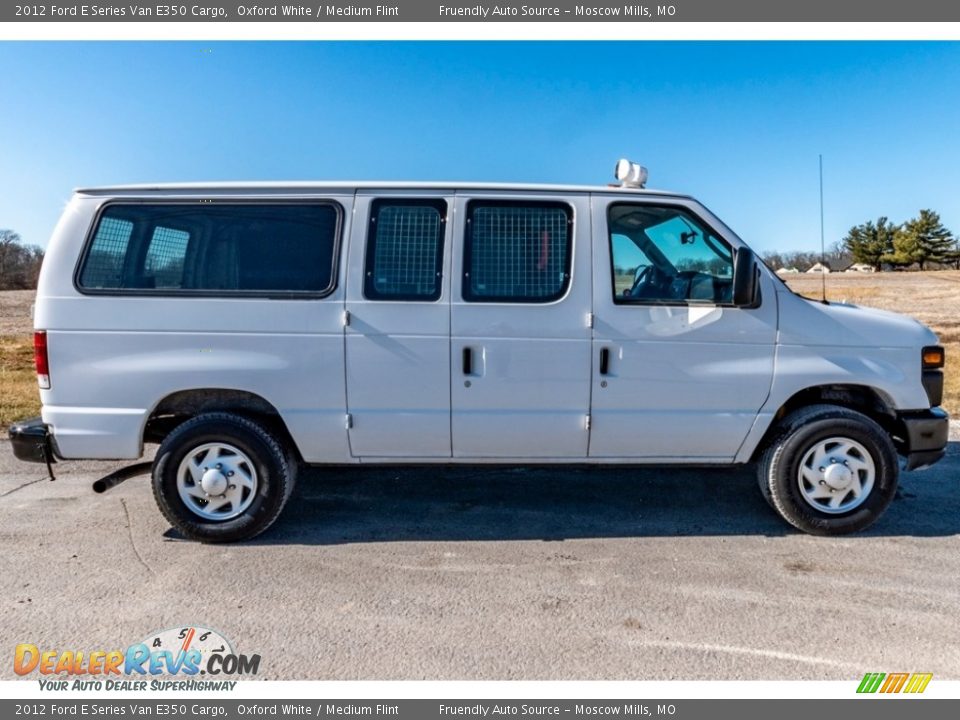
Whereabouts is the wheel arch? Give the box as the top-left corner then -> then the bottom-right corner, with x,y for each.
142,388 -> 302,462
746,383 -> 900,462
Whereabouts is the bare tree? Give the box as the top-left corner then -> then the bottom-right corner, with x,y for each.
0,230 -> 44,290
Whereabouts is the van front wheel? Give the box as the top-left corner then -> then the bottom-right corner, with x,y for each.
758,405 -> 898,535
152,413 -> 296,542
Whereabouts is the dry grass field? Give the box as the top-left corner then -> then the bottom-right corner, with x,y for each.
0,290 -> 37,429
1,274 -> 958,428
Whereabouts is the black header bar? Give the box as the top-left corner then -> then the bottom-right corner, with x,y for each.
6,1 -> 960,23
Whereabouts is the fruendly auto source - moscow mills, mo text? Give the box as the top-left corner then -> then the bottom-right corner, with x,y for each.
13,3 -> 680,19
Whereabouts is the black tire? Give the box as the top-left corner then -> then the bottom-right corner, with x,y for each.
757,404 -> 899,535
152,412 -> 296,542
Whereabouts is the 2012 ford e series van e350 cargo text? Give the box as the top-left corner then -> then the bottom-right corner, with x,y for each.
8,160 -> 949,542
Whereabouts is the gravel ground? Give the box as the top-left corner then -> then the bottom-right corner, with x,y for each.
1,439 -> 957,681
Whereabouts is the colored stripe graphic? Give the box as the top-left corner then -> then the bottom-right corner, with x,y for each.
857,673 -> 885,693
880,673 -> 909,693
181,627 -> 196,653
904,673 -> 933,694
857,672 -> 932,694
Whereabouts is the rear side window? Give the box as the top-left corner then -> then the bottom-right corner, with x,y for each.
364,199 -> 446,301
79,216 -> 134,288
78,203 -> 341,295
463,201 -> 572,303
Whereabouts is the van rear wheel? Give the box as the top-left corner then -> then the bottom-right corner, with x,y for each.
757,404 -> 898,535
152,413 -> 296,542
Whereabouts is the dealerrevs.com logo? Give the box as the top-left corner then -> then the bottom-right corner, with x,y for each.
14,626 -> 260,691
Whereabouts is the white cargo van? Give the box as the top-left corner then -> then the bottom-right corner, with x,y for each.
9,161 -> 948,542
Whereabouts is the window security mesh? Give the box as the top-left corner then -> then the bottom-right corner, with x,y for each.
78,204 -> 339,294
466,204 -> 570,302
366,204 -> 444,300
80,217 -> 134,288
145,226 -> 190,288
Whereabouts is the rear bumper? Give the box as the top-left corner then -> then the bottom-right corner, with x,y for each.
898,408 -> 950,471
8,417 -> 58,464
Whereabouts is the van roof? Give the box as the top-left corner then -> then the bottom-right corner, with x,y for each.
74,181 -> 690,198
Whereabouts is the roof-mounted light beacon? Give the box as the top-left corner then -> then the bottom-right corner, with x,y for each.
614,158 -> 648,189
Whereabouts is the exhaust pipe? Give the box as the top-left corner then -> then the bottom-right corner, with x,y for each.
92,462 -> 153,494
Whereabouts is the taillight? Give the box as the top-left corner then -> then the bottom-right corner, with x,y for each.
34,331 -> 50,389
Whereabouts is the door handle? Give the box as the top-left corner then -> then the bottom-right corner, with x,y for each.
599,347 -> 610,376
462,347 -> 473,376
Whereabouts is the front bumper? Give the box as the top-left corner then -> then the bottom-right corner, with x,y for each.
898,408 -> 950,471
8,417 -> 58,465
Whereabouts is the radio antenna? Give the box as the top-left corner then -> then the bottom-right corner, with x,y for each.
819,154 -> 827,303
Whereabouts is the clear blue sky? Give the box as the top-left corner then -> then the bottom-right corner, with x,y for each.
1,41 -> 958,253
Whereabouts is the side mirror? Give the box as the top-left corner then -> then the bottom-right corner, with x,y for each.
732,247 -> 759,307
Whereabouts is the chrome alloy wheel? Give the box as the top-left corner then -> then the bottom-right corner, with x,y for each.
797,436 -> 876,514
176,442 -> 258,521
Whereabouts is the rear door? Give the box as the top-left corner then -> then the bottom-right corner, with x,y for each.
449,193 -> 592,458
344,192 -> 453,457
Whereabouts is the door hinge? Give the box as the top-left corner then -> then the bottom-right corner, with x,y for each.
345,413 -> 353,430
342,310 -> 351,327
587,312 -> 594,328
585,414 -> 591,431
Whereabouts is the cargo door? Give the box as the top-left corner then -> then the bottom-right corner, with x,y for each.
344,192 -> 453,457
449,193 -> 592,458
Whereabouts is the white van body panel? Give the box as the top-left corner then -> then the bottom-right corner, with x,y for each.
29,182 -> 942,468
769,287 -> 935,413
36,193 -> 353,463
587,195 -> 779,460
731,287 -> 938,462
344,190 -> 453,458
449,192 -> 593,458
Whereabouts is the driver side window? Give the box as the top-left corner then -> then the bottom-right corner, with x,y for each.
608,203 -> 734,305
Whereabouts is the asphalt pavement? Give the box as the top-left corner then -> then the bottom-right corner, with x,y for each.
1,434 -> 958,681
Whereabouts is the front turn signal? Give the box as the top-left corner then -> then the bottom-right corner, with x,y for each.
922,346 -> 945,369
